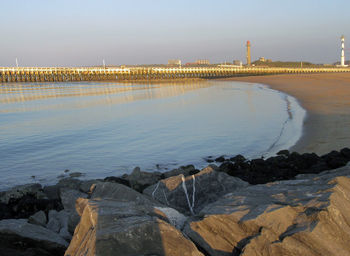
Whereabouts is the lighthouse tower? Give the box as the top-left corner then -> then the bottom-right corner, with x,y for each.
246,41 -> 251,66
340,35 -> 346,66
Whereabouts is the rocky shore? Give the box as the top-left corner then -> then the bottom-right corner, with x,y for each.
1,148 -> 350,256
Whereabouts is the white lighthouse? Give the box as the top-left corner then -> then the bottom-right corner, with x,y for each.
340,35 -> 348,67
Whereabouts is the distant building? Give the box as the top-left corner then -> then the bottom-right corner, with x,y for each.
259,57 -> 266,62
168,59 -> 181,66
233,60 -> 242,66
195,59 -> 210,65
266,59 -> 272,63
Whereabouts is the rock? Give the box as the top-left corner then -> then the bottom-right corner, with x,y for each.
184,165 -> 350,256
0,183 -> 47,204
57,178 -> 82,191
79,179 -> 100,193
43,185 -> 60,200
125,167 -> 162,192
68,172 -> 83,178
91,181 -> 156,205
60,188 -> 88,234
0,203 -> 12,219
65,198 -> 203,256
4,194 -> 63,220
46,210 -> 61,233
143,166 -> 248,215
162,165 -> 198,179
0,218 -> 68,255
28,210 -> 47,227
215,156 -> 226,162
276,149 -> 290,156
229,154 -> 246,163
103,176 -> 130,187
46,210 -> 72,240
340,147 -> 350,159
60,188 -> 87,211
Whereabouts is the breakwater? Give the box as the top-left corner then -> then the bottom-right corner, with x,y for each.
1,66 -> 350,83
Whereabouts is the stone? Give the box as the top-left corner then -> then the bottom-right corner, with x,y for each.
0,218 -> 68,255
276,149 -> 290,156
46,210 -> 72,240
68,172 -> 83,178
91,181 -> 156,205
28,210 -> 47,227
184,165 -> 350,256
57,178 -> 82,191
65,198 -> 203,256
59,188 -> 88,234
0,183 -> 47,204
143,166 -> 248,215
162,165 -> 198,179
215,156 -> 226,162
79,179 -> 100,193
125,167 -> 162,192
60,188 -> 88,211
103,176 -> 130,187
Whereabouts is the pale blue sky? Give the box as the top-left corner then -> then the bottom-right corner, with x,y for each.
0,0 -> 349,66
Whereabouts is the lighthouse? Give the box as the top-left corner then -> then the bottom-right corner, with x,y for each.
246,41 -> 251,66
340,35 -> 347,66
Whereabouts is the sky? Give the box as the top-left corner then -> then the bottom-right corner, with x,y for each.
0,0 -> 349,66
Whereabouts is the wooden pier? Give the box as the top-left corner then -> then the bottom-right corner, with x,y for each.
1,66 -> 349,83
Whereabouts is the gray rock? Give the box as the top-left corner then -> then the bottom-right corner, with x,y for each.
79,179 -> 100,193
91,181 -> 156,205
183,164 -> 350,256
126,167 -> 162,192
46,210 -> 60,233
162,165 -> 197,179
57,177 -> 82,190
28,210 -> 47,227
0,218 -> 68,255
0,183 -> 47,204
65,198 -> 203,256
60,188 -> 88,211
143,165 -> 248,215
69,172 -> 83,178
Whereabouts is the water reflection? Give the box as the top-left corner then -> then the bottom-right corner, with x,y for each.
0,81 -> 214,112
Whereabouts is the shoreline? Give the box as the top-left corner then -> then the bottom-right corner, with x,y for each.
221,73 -> 350,155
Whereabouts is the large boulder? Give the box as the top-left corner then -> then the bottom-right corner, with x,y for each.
0,218 -> 68,256
143,165 -> 248,215
183,164 -> 350,256
125,167 -> 163,192
0,183 -> 47,204
65,197 -> 203,256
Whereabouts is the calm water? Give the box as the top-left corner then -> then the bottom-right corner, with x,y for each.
0,80 -> 305,190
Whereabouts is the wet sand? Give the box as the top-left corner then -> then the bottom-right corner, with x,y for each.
224,73 -> 350,155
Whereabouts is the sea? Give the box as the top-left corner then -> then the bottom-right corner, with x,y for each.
0,80 -> 306,190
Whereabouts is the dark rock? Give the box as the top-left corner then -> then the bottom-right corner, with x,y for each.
103,176 -> 130,187
68,172 -> 83,178
215,156 -> 226,162
322,150 -> 348,169
28,210 -> 47,227
125,167 -> 162,192
57,178 -> 82,191
5,194 -> 63,220
0,184 -> 47,204
0,203 -> 12,219
0,219 -> 68,256
276,149 -> 290,156
230,154 -> 246,163
79,179 -> 100,193
340,147 -> 350,159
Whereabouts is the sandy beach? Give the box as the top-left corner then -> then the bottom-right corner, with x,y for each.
224,73 -> 350,155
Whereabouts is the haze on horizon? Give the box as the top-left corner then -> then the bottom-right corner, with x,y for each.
1,0 -> 349,67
